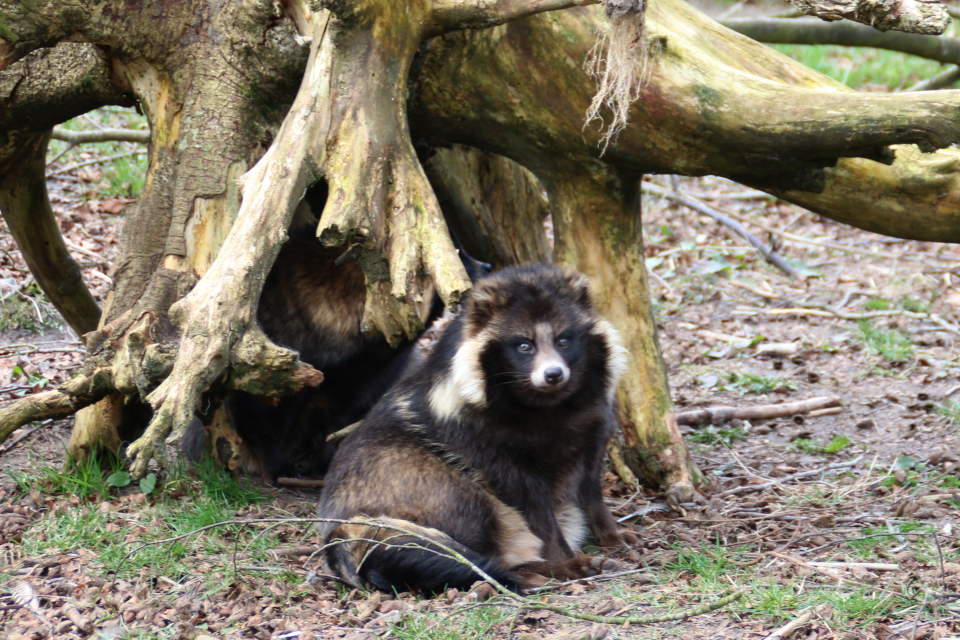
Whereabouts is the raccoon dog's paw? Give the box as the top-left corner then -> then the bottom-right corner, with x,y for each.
518,553 -> 628,586
595,527 -> 642,548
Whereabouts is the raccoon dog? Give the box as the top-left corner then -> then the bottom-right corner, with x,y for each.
318,264 -> 632,593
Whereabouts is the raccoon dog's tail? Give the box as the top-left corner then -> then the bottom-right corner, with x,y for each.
326,517 -> 519,594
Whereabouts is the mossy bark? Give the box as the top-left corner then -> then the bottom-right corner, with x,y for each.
548,165 -> 702,499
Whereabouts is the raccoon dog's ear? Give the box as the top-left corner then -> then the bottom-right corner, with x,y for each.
564,271 -> 593,309
465,279 -> 503,332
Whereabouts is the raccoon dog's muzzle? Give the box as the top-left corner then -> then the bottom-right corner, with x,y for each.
530,325 -> 570,392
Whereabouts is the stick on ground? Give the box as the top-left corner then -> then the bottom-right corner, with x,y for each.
676,396 -> 841,426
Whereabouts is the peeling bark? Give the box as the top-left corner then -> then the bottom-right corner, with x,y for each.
784,0 -> 949,35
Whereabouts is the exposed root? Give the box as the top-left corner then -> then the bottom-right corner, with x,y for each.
0,369 -> 115,443
585,0 -> 650,152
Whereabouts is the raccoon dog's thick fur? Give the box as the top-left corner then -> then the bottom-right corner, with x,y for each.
318,264 -> 630,593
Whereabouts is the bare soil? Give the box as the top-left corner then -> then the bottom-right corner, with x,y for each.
1,169 -> 959,639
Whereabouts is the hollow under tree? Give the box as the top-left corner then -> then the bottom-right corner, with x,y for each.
1,0 -> 960,503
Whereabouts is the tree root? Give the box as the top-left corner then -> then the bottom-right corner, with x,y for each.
0,370 -> 115,443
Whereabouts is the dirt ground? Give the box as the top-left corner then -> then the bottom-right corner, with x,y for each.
1,167 -> 959,639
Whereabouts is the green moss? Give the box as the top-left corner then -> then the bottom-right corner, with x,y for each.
692,84 -> 724,124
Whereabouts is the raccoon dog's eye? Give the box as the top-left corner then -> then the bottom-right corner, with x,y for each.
556,337 -> 570,348
518,342 -> 535,354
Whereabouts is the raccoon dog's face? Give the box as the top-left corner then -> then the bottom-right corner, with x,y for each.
465,267 -> 600,408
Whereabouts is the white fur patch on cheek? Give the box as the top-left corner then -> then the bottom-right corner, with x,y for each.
427,332 -> 489,421
591,319 -> 629,401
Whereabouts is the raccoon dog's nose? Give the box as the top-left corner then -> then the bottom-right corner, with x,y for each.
544,367 -> 565,385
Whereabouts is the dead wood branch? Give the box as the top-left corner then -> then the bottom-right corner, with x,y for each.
50,127 -> 149,144
908,66 -> 960,91
782,0 -> 948,35
276,477 -> 325,489
0,371 -> 114,443
414,1 -> 960,242
642,182 -> 800,277
724,18 -> 959,59
761,606 -> 816,640
676,396 -> 841,426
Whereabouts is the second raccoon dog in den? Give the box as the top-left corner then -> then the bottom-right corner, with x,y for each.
319,264 -> 635,593
220,226 -> 489,481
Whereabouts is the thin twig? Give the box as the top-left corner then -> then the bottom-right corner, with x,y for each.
45,142 -> 76,167
732,304 -> 960,336
912,590 -> 932,640
47,149 -> 146,177
527,567 -> 651,593
642,182 -> 800,277
326,420 -> 360,443
716,457 -> 862,498
761,606 -> 815,640
0,421 -> 50,455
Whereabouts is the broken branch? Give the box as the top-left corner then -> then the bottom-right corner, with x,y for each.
51,127 -> 149,145
676,396 -> 841,426
433,0 -> 599,32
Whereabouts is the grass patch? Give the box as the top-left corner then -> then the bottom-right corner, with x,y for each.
768,44 -> 948,90
729,373 -> 797,394
101,152 -> 148,198
12,454 -> 271,580
389,605 -> 509,640
936,399 -> 960,426
11,447 -> 126,501
0,287 -> 61,332
787,435 -> 852,455
864,298 -> 890,311
688,424 -> 748,448
857,319 -> 914,361
898,295 -> 930,314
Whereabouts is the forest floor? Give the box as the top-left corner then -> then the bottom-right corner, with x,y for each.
2,111 -> 960,639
